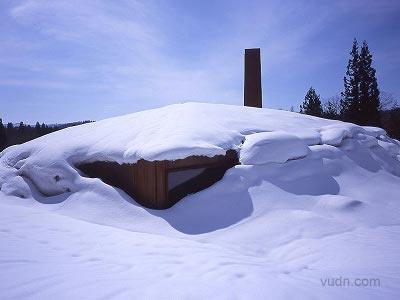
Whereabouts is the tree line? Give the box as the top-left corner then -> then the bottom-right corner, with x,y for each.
299,39 -> 400,139
0,120 -> 93,151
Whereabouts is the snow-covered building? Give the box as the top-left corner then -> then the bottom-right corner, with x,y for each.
78,150 -> 238,209
1,102 -> 400,299
76,48 -> 262,209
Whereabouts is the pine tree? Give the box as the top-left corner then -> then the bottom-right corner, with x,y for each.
341,39 -> 360,122
341,39 -> 381,126
35,121 -> 41,137
18,122 -> 24,132
300,87 -> 323,117
358,41 -> 381,126
322,96 -> 341,120
17,122 -> 25,144
323,101 -> 339,120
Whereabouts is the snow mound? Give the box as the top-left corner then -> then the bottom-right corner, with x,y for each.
0,102 -> 399,199
363,126 -> 387,137
240,131 -> 309,164
1,103 -> 400,299
319,123 -> 388,146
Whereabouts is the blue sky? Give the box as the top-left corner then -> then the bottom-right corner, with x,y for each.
1,0 -> 399,123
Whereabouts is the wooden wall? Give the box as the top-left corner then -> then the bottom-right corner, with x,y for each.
77,150 -> 238,209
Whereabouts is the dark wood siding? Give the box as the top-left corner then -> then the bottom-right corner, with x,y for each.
77,150 -> 238,209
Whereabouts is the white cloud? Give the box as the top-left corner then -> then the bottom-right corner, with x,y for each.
6,0 -> 242,109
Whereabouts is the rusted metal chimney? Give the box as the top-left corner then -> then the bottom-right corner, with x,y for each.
244,48 -> 262,108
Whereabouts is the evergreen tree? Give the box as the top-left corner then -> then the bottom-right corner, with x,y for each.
322,96 -> 341,120
300,87 -> 323,117
341,39 -> 360,122
358,41 -> 381,126
341,39 -> 381,126
35,121 -> 41,137
17,122 -> 25,144
18,122 -> 24,132
0,119 -> 7,150
323,101 -> 340,120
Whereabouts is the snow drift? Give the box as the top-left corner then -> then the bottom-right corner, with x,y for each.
1,102 -> 398,199
1,102 -> 400,299
239,131 -> 309,164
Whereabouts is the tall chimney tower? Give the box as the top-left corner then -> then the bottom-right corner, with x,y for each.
244,48 -> 262,108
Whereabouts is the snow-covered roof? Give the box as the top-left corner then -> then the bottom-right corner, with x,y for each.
0,102 -> 388,163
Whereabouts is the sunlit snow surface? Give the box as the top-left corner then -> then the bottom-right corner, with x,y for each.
1,103 -> 400,299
